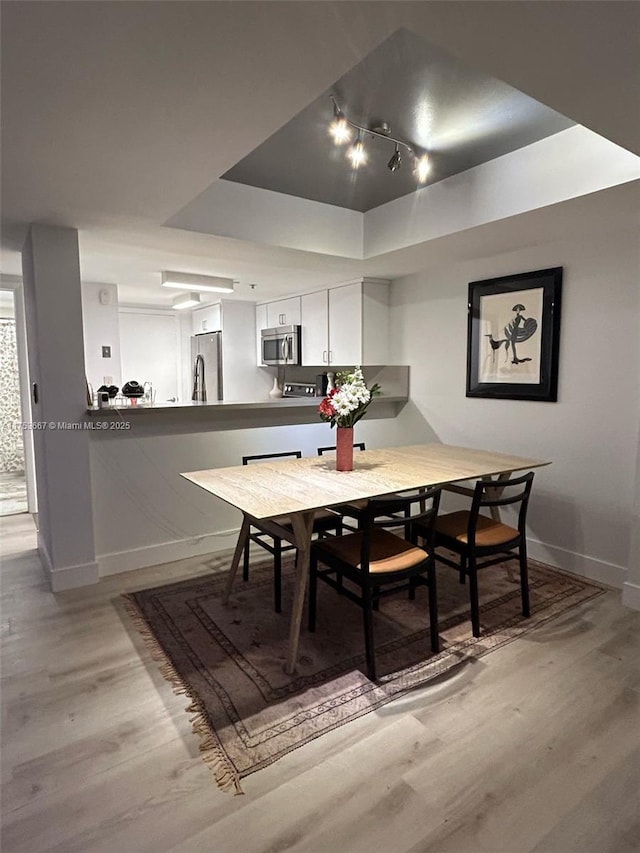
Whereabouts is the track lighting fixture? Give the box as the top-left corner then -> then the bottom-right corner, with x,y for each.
347,133 -> 367,168
387,144 -> 402,172
328,95 -> 430,182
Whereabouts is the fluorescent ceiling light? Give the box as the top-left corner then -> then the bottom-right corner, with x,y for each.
161,271 -> 235,293
172,292 -> 201,310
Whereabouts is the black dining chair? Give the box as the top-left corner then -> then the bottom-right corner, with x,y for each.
414,472 -> 535,637
308,488 -> 442,681
240,451 -> 341,613
317,442 -> 425,538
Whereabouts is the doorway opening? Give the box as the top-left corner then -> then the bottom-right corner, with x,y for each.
0,289 -> 28,515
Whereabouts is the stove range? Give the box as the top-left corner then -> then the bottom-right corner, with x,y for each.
282,381 -> 320,398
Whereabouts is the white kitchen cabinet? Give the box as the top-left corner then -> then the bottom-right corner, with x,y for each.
301,289 -> 329,366
265,297 -> 301,328
255,302 -> 268,366
218,301 -> 271,401
300,279 -> 389,367
192,302 -> 221,334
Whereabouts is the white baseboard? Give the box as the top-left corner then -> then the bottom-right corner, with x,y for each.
97,529 -> 240,578
37,531 -> 53,582
526,537 -> 626,589
622,581 -> 640,611
84,528 -> 629,593
50,560 -> 100,591
38,529 -> 100,591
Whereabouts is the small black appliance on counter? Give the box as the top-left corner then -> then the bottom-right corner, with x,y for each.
315,373 -> 328,396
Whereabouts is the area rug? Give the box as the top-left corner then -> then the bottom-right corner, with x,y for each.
125,555 -> 606,794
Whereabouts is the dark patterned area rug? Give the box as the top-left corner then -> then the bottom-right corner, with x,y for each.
125,556 -> 605,794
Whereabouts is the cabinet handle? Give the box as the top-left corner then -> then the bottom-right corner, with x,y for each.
322,350 -> 327,363
328,350 -> 333,363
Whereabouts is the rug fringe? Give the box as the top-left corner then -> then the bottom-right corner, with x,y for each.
123,594 -> 243,795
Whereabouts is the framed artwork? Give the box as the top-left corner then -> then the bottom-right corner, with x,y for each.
466,267 -> 563,401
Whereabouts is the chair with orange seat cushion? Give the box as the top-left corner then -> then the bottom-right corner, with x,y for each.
308,488 -> 441,681
414,471 -> 535,637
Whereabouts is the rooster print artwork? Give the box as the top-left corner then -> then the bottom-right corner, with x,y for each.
479,287 -> 544,384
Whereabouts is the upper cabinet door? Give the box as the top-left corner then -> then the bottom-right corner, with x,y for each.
328,283 -> 362,366
301,290 -> 329,366
192,303 -> 221,334
255,303 -> 268,365
266,297 -> 301,328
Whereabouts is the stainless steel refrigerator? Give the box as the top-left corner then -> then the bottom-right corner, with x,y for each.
191,332 -> 223,401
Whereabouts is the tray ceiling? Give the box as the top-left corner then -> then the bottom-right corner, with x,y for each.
222,28 -> 574,213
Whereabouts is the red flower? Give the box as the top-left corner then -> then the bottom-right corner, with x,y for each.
318,396 -> 336,418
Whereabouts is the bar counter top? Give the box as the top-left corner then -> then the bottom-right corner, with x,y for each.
85,367 -> 409,435
87,395 -> 407,414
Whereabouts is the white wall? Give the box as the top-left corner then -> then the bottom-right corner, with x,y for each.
21,225 -> 98,589
168,178 -> 364,258
622,425 -> 640,609
389,228 -> 640,588
89,411 -> 405,576
119,307 -> 181,403
81,282 -> 122,391
365,127 -> 640,257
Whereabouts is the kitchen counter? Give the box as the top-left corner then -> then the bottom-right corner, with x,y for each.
87,395 -> 408,413
86,394 -> 408,437
85,366 -> 409,436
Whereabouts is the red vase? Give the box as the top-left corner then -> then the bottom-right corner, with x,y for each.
336,427 -> 354,472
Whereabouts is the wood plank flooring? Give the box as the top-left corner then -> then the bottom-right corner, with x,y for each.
1,514 -> 638,853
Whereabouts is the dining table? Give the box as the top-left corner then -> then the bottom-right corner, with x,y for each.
181,443 -> 550,674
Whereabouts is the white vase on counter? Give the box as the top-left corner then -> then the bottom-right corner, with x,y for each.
268,376 -> 283,399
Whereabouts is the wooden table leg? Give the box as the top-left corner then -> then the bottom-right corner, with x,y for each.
285,510 -> 315,676
223,514 -> 251,604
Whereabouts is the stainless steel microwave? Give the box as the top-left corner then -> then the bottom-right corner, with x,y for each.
260,325 -> 301,366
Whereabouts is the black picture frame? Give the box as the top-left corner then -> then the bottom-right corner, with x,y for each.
466,267 -> 562,402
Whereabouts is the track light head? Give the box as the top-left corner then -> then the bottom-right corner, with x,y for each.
414,154 -> 431,183
387,145 -> 402,172
347,137 -> 367,168
329,115 -> 351,145
329,98 -> 352,145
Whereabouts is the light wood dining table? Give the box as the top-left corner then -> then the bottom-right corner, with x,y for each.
181,443 -> 550,674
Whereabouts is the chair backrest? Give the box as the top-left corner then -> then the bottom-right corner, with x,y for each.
358,488 -> 441,574
317,442 -> 366,456
242,450 -> 302,465
469,471 -> 535,541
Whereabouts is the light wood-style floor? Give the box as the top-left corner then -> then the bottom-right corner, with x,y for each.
1,514 -> 639,853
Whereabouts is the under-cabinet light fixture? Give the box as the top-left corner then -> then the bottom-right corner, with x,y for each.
328,95 -> 430,182
172,292 -> 201,310
161,271 -> 235,293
